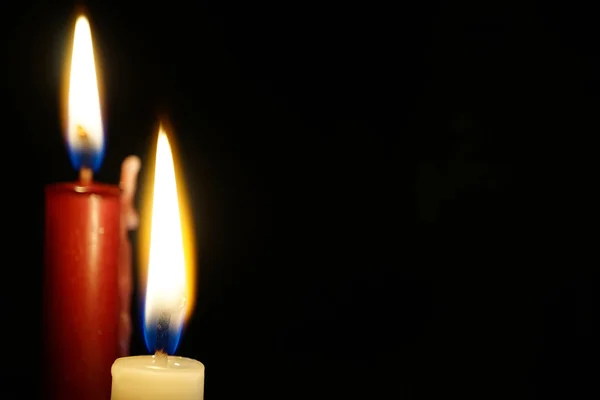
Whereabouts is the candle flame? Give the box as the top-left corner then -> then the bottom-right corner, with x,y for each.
65,15 -> 104,171
143,126 -> 195,354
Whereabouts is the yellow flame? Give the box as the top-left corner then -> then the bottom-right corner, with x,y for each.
66,15 -> 103,153
144,126 -> 195,327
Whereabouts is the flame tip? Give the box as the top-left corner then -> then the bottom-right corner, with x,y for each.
75,15 -> 90,29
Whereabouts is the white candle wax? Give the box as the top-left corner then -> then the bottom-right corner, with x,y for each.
111,355 -> 205,400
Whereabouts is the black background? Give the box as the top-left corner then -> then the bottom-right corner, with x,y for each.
1,1 -> 596,398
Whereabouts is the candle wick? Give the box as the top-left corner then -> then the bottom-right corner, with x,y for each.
79,167 -> 93,185
76,124 -> 88,140
153,309 -> 171,367
75,125 -> 94,181
156,309 -> 171,350
153,349 -> 169,368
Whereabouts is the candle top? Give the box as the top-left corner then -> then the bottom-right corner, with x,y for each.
112,355 -> 204,375
45,181 -> 121,197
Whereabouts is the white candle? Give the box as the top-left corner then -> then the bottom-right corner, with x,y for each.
111,127 -> 203,399
111,355 -> 205,400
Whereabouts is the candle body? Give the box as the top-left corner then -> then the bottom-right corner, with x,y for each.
44,182 -> 121,400
111,356 -> 205,400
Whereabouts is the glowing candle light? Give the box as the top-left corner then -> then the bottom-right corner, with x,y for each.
66,14 -> 105,176
144,129 -> 188,355
44,15 -> 121,400
110,127 -> 204,400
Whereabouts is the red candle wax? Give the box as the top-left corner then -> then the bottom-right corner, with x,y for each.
44,178 -> 121,400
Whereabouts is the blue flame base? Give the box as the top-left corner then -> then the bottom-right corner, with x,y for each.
144,311 -> 184,355
68,146 -> 104,172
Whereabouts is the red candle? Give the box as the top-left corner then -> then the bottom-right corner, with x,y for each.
44,179 -> 120,399
43,16 -> 120,399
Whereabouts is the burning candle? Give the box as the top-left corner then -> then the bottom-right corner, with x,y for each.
110,127 -> 204,400
44,15 -> 120,399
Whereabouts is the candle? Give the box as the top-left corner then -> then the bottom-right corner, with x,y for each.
111,127 -> 204,399
111,356 -> 205,400
44,16 -> 120,399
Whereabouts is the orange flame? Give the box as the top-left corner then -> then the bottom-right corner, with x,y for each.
63,15 -> 105,170
140,125 -> 196,325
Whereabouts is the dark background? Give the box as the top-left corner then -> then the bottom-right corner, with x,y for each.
1,0 -> 596,398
